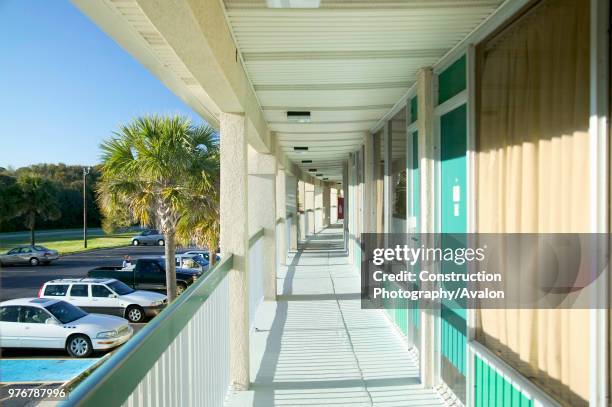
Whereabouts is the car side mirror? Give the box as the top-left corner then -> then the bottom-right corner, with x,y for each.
45,318 -> 58,325
109,294 -> 118,298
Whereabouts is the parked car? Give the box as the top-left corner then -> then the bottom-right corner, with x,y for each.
163,254 -> 209,273
0,245 -> 59,266
39,278 -> 167,323
0,298 -> 132,357
88,258 -> 201,295
183,250 -> 221,263
131,230 -> 164,246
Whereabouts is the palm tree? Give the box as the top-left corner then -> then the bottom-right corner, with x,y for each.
97,115 -> 218,301
177,182 -> 220,267
15,174 -> 61,245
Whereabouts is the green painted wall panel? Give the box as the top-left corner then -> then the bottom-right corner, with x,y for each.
410,96 -> 418,123
438,55 -> 466,105
474,355 -> 535,407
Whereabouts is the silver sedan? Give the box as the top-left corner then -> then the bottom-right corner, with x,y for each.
0,245 -> 60,266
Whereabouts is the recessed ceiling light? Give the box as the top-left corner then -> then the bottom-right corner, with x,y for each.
294,146 -> 308,151
308,169 -> 317,172
287,111 -> 311,123
267,0 -> 320,8
316,173 -> 323,176
301,160 -> 312,163
323,177 -> 329,180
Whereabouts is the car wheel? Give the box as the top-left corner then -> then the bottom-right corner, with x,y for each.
157,239 -> 165,246
126,305 -> 145,323
176,283 -> 187,296
29,257 -> 40,266
132,239 -> 140,246
66,334 -> 92,358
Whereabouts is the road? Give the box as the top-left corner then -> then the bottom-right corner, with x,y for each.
0,246 -> 164,301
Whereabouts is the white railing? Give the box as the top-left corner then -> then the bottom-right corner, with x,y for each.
63,256 -> 234,407
248,228 -> 265,328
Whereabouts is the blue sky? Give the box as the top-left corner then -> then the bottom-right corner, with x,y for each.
0,0 -> 204,169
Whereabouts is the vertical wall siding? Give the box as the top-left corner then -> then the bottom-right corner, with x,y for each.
122,276 -> 231,407
474,355 -> 534,407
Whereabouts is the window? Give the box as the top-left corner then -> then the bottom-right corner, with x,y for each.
7,248 -> 19,255
33,245 -> 47,251
107,280 -> 134,295
44,285 -> 69,297
0,306 -> 19,322
45,301 -> 86,324
19,247 -> 32,254
92,285 -> 112,298
20,306 -> 50,323
70,284 -> 89,297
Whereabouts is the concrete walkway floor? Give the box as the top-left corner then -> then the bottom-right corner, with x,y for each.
226,225 -> 445,407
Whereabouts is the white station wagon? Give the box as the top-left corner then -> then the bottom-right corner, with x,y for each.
40,278 -> 167,323
0,298 -> 132,357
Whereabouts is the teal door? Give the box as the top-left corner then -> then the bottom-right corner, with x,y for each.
440,104 -> 467,402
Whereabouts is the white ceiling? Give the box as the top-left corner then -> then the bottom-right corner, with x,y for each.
222,0 -> 504,181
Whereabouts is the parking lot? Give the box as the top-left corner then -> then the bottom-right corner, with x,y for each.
0,245 -> 164,406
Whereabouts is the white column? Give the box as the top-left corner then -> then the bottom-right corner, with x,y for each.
417,67 -> 436,388
248,147 -> 277,301
305,181 -> 315,236
364,135 -> 375,233
323,184 -> 331,227
298,180 -> 306,241
219,112 -> 249,390
331,188 -> 338,224
342,163 -> 349,254
287,175 -> 298,250
314,180 -> 323,233
276,166 -> 287,267
383,122 -> 392,234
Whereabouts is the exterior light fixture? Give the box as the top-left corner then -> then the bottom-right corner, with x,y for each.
308,169 -> 317,172
267,0 -> 320,8
287,111 -> 311,123
301,160 -> 312,163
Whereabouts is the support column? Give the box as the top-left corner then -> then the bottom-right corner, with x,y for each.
314,180 -> 323,233
276,166 -> 287,267
305,181 -> 315,236
383,122 -> 392,234
417,67 -> 436,388
342,163 -> 349,255
323,184 -> 331,227
364,134 -> 375,233
286,175 -> 298,250
298,180 -> 306,241
248,146 -> 277,302
331,188 -> 338,224
219,112 -> 249,390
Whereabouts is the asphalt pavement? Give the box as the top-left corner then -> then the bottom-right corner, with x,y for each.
0,245 -> 165,301
0,246 -> 160,405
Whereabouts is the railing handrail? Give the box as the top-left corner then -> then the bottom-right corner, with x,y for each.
248,227 -> 265,247
62,254 -> 235,407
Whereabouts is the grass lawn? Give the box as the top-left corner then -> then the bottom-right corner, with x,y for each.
0,228 -> 133,255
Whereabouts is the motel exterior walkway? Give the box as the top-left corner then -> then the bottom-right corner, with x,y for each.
225,225 -> 444,407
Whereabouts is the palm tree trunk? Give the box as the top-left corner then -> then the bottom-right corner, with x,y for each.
29,214 -> 35,245
164,231 -> 178,302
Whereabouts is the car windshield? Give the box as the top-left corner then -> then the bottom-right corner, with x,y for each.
107,280 -> 134,295
193,256 -> 208,267
45,301 -> 87,324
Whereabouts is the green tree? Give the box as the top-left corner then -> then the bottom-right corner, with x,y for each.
97,116 -> 218,301
0,173 -> 22,230
15,174 -> 61,244
177,178 -> 220,267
